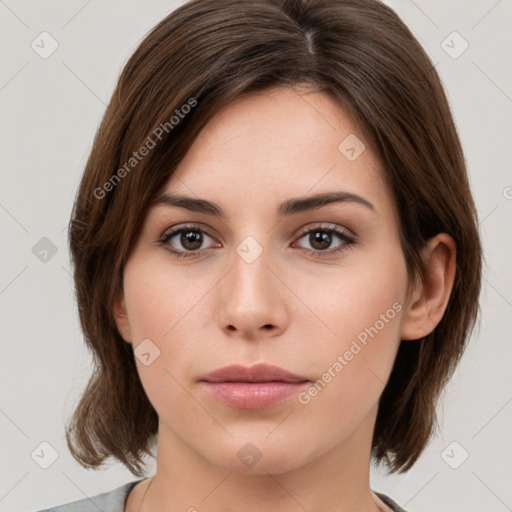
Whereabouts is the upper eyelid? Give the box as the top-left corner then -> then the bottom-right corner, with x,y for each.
160,221 -> 350,235
295,223 -> 354,238
161,223 -> 215,239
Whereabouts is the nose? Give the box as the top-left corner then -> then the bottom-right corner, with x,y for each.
216,241 -> 289,340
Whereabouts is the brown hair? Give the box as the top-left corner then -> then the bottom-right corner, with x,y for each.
66,0 -> 482,476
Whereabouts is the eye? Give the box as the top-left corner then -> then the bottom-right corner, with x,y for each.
157,224 -> 219,259
158,223 -> 356,260
293,224 -> 356,256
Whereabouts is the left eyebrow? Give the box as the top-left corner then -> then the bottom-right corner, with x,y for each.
151,190 -> 376,218
277,191 -> 376,216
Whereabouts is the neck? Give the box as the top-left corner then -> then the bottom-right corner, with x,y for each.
137,407 -> 389,512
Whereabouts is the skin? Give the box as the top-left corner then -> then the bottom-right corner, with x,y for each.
114,85 -> 456,512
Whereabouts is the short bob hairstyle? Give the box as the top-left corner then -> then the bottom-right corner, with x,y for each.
66,0 -> 482,476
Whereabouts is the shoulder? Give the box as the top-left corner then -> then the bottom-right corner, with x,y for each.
34,479 -> 143,512
375,491 -> 409,512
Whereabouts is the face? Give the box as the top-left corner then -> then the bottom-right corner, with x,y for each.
114,85 -> 410,475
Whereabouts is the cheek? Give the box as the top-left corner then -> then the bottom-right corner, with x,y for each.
295,248 -> 406,410
121,255 -> 207,414
297,244 -> 406,345
292,295 -> 404,451
123,254 -> 208,343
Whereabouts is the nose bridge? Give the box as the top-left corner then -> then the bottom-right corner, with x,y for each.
231,233 -> 275,306
217,231 -> 286,335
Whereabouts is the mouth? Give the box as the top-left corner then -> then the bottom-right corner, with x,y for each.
198,363 -> 310,409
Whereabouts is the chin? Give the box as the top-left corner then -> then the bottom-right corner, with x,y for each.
206,436 -> 313,476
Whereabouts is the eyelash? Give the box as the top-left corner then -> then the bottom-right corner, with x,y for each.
157,223 -> 357,259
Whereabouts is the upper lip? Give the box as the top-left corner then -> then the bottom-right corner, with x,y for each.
199,363 -> 309,383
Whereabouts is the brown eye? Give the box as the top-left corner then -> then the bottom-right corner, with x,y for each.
294,226 -> 356,256
179,229 -> 204,251
158,224 -> 218,259
308,231 -> 333,251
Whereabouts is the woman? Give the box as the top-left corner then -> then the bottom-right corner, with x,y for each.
37,0 -> 482,510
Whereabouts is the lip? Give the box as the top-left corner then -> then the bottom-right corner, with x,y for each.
198,363 -> 310,410
199,363 -> 308,383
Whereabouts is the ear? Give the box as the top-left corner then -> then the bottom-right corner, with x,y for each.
113,294 -> 133,344
401,233 -> 456,341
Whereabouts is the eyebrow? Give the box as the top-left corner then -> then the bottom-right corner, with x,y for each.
151,190 -> 376,218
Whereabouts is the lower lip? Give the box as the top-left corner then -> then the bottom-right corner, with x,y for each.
200,381 -> 309,409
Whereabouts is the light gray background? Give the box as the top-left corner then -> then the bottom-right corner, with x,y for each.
1,1 -> 511,511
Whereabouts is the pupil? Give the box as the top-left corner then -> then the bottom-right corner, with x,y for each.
182,230 -> 202,250
311,231 -> 331,250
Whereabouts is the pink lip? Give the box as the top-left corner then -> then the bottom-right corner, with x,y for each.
199,363 -> 308,383
198,363 -> 309,410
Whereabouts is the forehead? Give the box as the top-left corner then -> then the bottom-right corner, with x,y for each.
155,86 -> 393,221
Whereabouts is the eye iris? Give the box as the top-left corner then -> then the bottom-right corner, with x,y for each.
181,230 -> 203,250
310,231 -> 331,250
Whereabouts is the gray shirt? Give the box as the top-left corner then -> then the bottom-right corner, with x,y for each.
35,480 -> 407,511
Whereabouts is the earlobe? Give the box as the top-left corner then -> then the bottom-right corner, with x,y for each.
401,233 -> 456,341
113,294 -> 133,343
